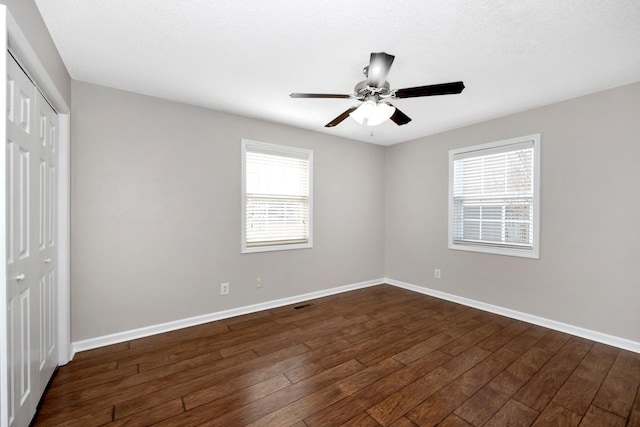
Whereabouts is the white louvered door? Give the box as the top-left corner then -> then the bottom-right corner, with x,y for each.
5,52 -> 58,427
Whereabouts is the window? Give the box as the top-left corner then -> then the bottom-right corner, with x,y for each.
448,134 -> 540,258
241,139 -> 313,253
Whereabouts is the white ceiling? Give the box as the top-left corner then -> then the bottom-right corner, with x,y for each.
35,0 -> 640,145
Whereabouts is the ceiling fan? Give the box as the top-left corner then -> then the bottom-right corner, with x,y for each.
290,52 -> 465,128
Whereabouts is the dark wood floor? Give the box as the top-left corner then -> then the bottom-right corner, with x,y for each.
34,284 -> 640,426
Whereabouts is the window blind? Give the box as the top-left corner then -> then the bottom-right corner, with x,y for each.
245,147 -> 310,248
452,140 -> 534,250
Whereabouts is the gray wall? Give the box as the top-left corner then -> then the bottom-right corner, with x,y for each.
72,78 -> 640,344
1,0 -> 70,105
71,81 -> 386,341
385,81 -> 640,343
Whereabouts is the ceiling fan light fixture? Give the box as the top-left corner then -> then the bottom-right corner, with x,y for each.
349,100 -> 395,126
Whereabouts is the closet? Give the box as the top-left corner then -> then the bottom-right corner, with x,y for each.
4,52 -> 58,427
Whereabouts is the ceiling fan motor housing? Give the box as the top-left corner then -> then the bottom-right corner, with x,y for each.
354,80 -> 392,99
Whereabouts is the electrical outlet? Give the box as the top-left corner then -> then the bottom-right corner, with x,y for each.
434,269 -> 441,279
220,282 -> 229,295
256,277 -> 262,288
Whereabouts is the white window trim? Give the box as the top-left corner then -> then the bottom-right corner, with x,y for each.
241,139 -> 313,254
448,134 -> 541,259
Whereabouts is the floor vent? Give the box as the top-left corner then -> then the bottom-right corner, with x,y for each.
293,303 -> 313,310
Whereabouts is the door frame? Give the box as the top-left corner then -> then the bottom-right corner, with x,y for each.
0,7 -> 71,423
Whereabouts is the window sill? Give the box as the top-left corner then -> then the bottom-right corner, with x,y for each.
241,242 -> 313,254
449,243 -> 539,259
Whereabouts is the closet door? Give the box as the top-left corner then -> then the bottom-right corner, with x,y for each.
5,52 -> 57,427
35,89 -> 57,396
6,51 -> 37,427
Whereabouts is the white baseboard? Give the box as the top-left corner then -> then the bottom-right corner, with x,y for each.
71,277 -> 640,359
385,277 -> 640,354
70,278 -> 384,357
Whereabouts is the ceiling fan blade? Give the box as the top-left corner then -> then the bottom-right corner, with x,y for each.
367,52 -> 395,88
325,107 -> 358,128
290,93 -> 352,99
394,81 -> 465,99
388,104 -> 412,126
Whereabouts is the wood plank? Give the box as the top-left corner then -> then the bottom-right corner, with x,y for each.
194,359 -> 368,426
53,361 -> 118,384
484,399 -> 538,427
439,320 -> 506,356
113,344 -> 310,418
406,385 -> 467,426
476,320 -> 529,352
486,346 -> 552,396
151,374 -> 293,426
304,351 -> 450,426
450,347 -> 519,396
339,412 -> 382,427
123,338 -> 224,372
34,404 -> 113,427
46,364 -> 138,398
580,405 -> 626,427
534,330 -> 571,353
367,346 -> 490,426
281,341 -> 360,384
280,328 -> 413,385
128,322 -> 230,349
592,374 -> 638,418
39,348 -> 259,416
303,315 -> 377,349
387,417 -> 417,427
218,315 -> 355,357
514,338 -> 592,411
354,318 -> 452,366
592,350 -> 640,418
454,384 -> 509,426
182,373 -> 292,411
392,319 -> 484,365
437,414 -> 472,426
502,325 -> 548,354
531,401 -> 581,426
406,347 -> 518,425
552,343 -> 617,414
249,358 -> 402,426
72,342 -> 130,362
108,399 -> 184,426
